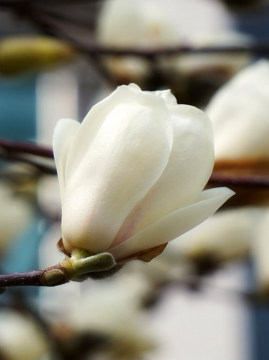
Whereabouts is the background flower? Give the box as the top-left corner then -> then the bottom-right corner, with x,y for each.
207,60 -> 269,160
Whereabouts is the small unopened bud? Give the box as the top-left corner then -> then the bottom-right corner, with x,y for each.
41,268 -> 66,286
0,36 -> 76,76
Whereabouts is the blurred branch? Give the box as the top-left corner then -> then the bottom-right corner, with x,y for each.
2,2 -> 269,58
2,139 -> 269,189
210,173 -> 269,189
0,266 -> 68,288
1,261 -> 267,307
0,0 -> 102,6
73,43 -> 269,58
0,138 -> 56,174
0,153 -> 56,174
0,138 -> 53,158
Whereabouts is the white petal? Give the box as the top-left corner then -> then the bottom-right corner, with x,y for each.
153,89 -> 177,105
52,118 -> 80,196
113,105 -> 214,245
109,187 -> 234,261
61,101 -> 173,254
65,84 -> 172,177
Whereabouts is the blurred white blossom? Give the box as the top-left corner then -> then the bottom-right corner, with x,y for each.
96,0 -> 182,83
170,207 -> 263,264
131,207 -> 262,286
175,59 -> 269,293
0,310 -> 48,360
0,165 -> 35,255
70,277 -> 155,359
96,0 -> 249,88
37,175 -> 61,219
251,209 -> 269,295
207,60 -> 269,160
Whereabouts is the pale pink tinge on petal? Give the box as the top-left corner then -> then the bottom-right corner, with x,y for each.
109,187 -> 234,261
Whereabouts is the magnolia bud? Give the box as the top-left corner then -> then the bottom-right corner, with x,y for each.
53,83 -> 233,263
0,36 -> 76,76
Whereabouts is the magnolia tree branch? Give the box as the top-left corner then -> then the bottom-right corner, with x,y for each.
210,173 -> 269,189
0,138 -> 53,158
0,255 -> 266,306
0,267 -> 68,288
4,3 -> 269,58
0,138 -> 56,175
0,251 -> 117,290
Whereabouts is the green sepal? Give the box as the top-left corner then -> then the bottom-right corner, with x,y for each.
61,251 -> 117,281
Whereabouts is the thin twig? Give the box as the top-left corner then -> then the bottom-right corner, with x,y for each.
0,0 -> 102,7
0,138 -> 53,158
210,173 -> 269,189
0,152 -> 56,175
8,3 -> 269,58
0,270 -> 46,287
0,265 -> 69,288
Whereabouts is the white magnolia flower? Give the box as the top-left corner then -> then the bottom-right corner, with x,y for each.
53,83 -> 233,262
206,60 -> 269,160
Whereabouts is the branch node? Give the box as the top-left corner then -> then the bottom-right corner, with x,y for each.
40,268 -> 67,286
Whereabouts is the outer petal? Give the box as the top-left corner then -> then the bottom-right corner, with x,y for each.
61,101 -> 173,254
65,83 -> 172,177
153,89 -> 178,105
113,105 -> 214,246
109,187 -> 234,261
52,118 -> 80,196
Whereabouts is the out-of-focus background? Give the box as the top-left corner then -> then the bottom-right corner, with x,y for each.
1,1 -> 269,359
